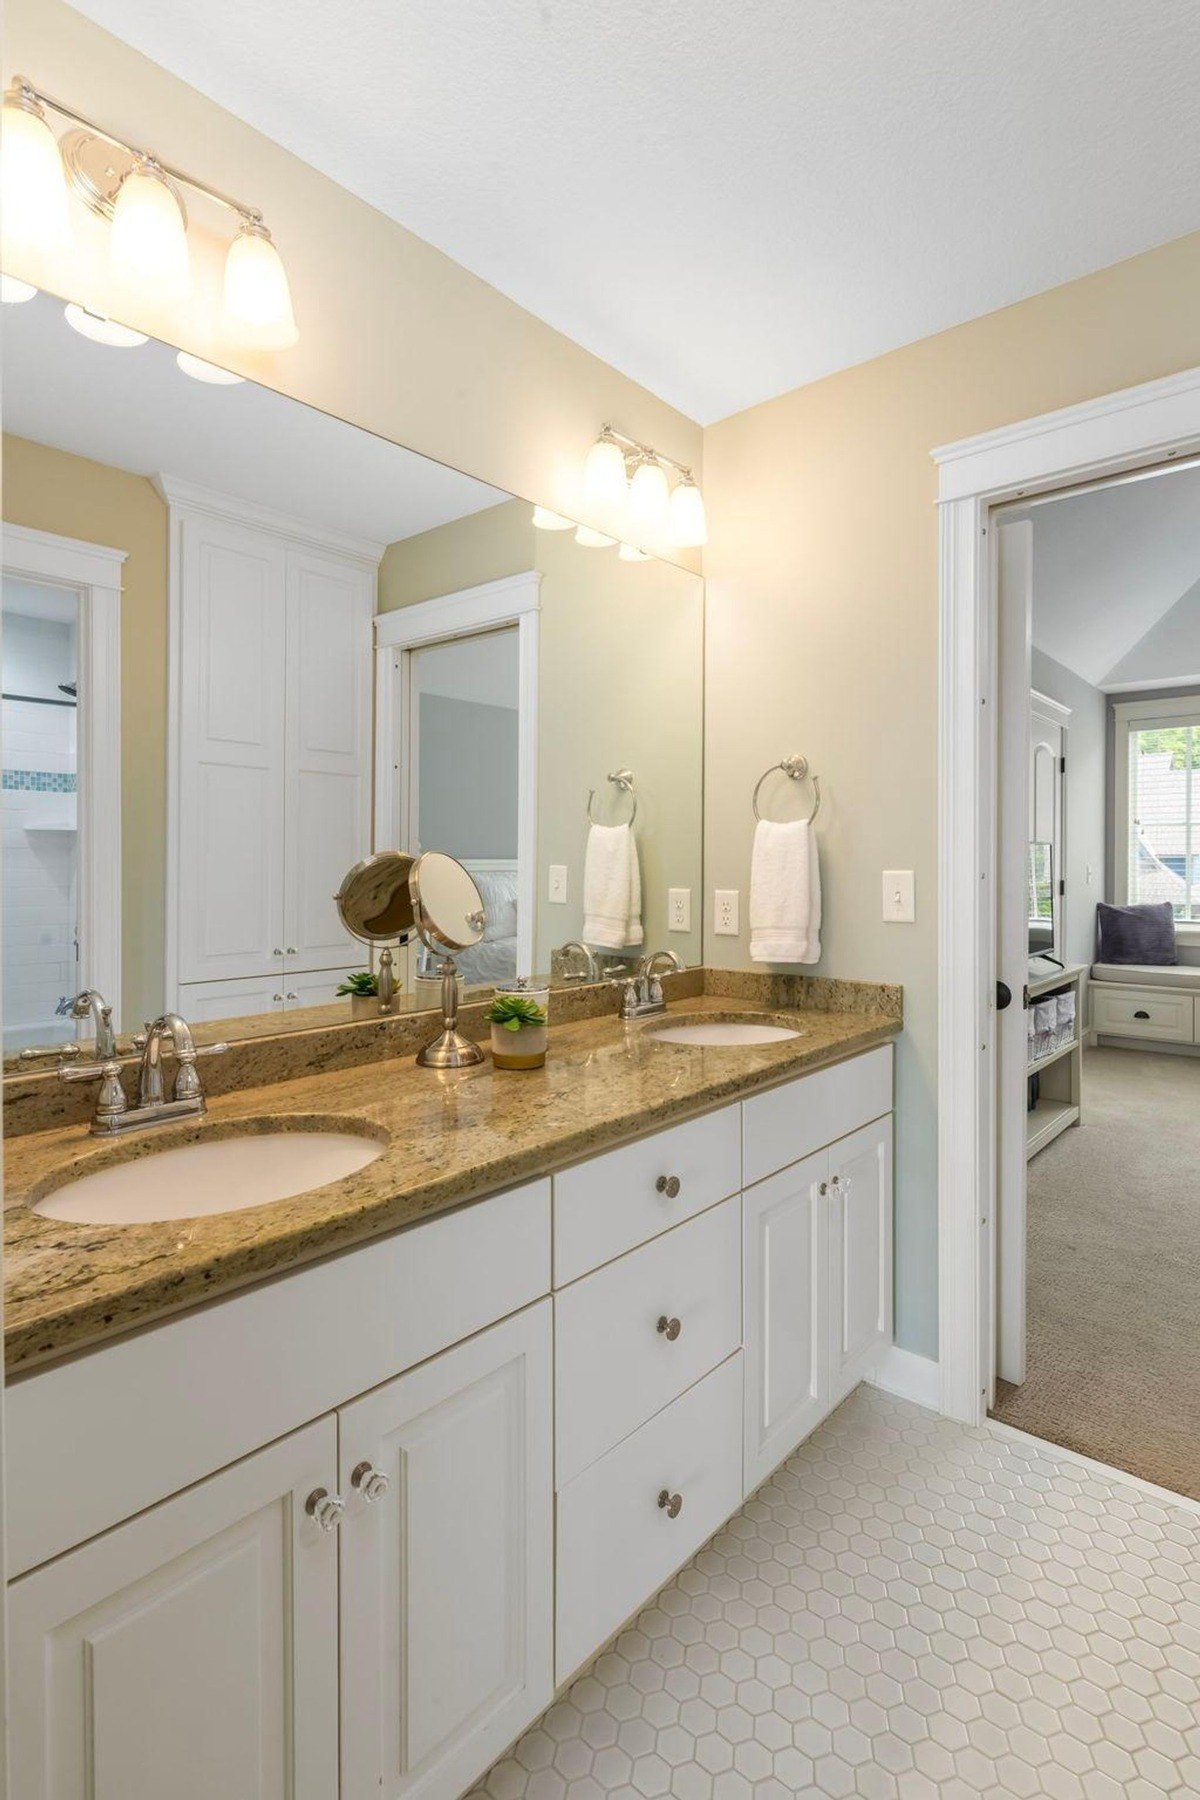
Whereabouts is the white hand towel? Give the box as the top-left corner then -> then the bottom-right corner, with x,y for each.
749,818 -> 821,964
583,822 -> 644,950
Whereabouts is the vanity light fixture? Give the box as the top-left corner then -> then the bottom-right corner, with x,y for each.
582,426 -> 629,509
584,425 -> 707,549
177,350 -> 244,385
574,525 -> 617,548
0,274 -> 38,303
628,453 -> 672,537
668,471 -> 708,548
531,506 -> 574,531
0,76 -> 299,350
64,302 -> 148,348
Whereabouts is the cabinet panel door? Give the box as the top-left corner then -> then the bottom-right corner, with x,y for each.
283,548 -> 374,971
339,1301 -> 553,1800
9,1418 -> 338,1800
177,514 -> 287,982
743,1151 -> 829,1494
828,1115 -> 893,1402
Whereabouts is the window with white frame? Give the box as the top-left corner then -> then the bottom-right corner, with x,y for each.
1114,697 -> 1200,922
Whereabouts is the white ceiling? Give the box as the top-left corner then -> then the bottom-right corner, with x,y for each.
1030,464 -> 1200,689
66,0 -> 1200,423
1,292 -> 508,544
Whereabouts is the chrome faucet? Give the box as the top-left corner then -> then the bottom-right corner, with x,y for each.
57,1002 -> 228,1136
615,949 -> 685,1020
557,941 -> 600,983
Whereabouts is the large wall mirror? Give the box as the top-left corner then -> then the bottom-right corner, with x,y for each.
1,291 -> 704,1057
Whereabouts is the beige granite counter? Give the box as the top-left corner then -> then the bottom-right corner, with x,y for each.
4,985 -> 900,1374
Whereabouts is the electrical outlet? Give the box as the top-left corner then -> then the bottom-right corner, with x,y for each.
714,889 -> 740,936
882,870 -> 915,923
547,864 -> 567,905
668,887 -> 691,933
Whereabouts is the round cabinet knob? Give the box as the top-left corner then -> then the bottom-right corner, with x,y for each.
273,948 -> 284,958
657,1488 -> 683,1519
272,993 -> 284,1004
818,1181 -> 828,1196
304,1487 -> 345,1532
657,1314 -> 682,1341
656,1175 -> 682,1199
351,1461 -> 390,1503
286,992 -> 298,1002
286,946 -> 298,956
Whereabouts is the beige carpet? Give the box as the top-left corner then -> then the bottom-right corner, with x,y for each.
991,1044 -> 1200,1500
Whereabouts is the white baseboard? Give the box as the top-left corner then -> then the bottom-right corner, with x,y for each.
869,1345 -> 941,1411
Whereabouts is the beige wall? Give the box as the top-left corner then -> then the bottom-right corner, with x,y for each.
381,503 -> 705,968
703,231 -> 1200,1360
2,433 -> 168,1030
4,0 -> 701,543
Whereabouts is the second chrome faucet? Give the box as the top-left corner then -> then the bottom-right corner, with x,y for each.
615,949 -> 684,1020
56,994 -> 228,1136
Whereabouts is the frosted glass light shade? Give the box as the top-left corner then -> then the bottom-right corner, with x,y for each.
0,274 -> 37,303
669,476 -> 708,547
532,506 -> 574,530
177,350 -> 244,384
110,164 -> 192,302
628,456 -> 670,536
222,222 -> 298,350
1,95 -> 71,258
574,525 -> 616,548
583,432 -> 628,509
64,303 -> 148,347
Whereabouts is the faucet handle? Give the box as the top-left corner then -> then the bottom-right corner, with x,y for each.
194,1041 -> 229,1058
59,1057 -> 128,1122
18,1041 -> 84,1063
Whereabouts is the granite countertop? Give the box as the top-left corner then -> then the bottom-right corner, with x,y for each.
4,992 -> 901,1374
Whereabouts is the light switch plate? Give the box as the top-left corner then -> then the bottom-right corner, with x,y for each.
547,865 -> 567,905
668,887 -> 691,933
714,889 -> 740,936
882,870 -> 915,923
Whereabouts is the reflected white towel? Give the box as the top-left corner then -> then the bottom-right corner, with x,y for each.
583,823 -> 643,950
749,818 -> 821,964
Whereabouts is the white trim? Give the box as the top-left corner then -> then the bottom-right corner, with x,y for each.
152,475 -> 385,568
1111,693 -> 1200,909
1030,688 -> 1071,727
936,364 -> 1200,1428
2,522 -> 124,1027
374,573 -> 540,979
869,1346 -> 941,1411
1100,672 -> 1200,694
986,1419 -> 1200,1519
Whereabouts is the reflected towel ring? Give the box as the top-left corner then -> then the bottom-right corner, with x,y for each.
752,754 -> 821,823
587,767 -> 638,826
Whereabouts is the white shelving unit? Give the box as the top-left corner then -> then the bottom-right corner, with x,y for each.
1026,962 -> 1087,1159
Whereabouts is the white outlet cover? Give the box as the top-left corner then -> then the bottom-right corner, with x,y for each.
548,864 -> 568,904
668,887 -> 691,933
882,869 -> 915,923
714,889 -> 740,936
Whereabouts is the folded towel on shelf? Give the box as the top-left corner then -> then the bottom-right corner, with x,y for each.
582,822 -> 643,950
749,818 -> 821,964
1056,991 -> 1076,1035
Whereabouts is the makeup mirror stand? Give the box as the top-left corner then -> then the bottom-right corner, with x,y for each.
416,955 -> 485,1069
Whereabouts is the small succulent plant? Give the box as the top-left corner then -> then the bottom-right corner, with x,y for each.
337,971 -> 378,998
484,993 -> 547,1032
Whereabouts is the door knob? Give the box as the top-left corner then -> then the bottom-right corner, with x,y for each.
996,981 -> 1013,1011
304,1487 -> 345,1532
657,1489 -> 683,1519
656,1314 -> 682,1341
656,1174 -> 682,1198
350,1461 -> 390,1503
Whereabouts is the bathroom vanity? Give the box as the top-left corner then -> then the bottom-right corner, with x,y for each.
3,995 -> 898,1800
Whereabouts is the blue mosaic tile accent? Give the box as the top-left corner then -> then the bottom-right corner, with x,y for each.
2,770 -> 77,793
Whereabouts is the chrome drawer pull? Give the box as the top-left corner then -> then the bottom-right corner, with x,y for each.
655,1174 -> 682,1199
656,1314 -> 682,1341
657,1488 -> 683,1519
304,1487 -> 345,1532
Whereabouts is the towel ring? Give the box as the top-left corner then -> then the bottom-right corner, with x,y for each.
752,754 -> 821,824
587,768 -> 638,826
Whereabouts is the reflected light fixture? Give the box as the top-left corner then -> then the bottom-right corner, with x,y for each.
1,76 -> 299,351
531,506 -> 574,531
64,302 -> 148,347
0,84 -> 72,257
177,350 -> 244,384
582,427 -> 629,509
585,425 -> 707,551
575,525 -> 617,548
668,472 -> 708,548
0,274 -> 38,303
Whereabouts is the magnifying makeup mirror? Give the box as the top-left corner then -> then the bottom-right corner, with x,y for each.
408,851 -> 488,1068
334,851 -> 416,1014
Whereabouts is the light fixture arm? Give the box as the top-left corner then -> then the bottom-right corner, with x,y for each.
598,423 -> 695,484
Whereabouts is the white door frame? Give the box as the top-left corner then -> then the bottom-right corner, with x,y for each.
934,366 -> 1200,1426
374,572 -> 540,978
2,522 -> 125,1027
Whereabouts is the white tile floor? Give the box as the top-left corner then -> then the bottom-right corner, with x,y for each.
470,1387 -> 1200,1800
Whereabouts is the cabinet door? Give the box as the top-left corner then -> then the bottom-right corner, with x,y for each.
177,975 -> 286,1023
283,967 -> 357,1009
8,1418 -> 338,1800
743,1151 -> 828,1494
339,1301 -> 554,1800
177,512 -> 288,983
283,547 -> 374,972
828,1116 -> 893,1402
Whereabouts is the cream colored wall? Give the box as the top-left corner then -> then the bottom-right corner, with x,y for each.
703,231 -> 1200,1360
381,503 -> 705,968
4,0 -> 701,543
2,433 -> 168,1031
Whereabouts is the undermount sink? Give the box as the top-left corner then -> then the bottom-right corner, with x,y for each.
33,1126 -> 386,1226
648,1019 -> 803,1047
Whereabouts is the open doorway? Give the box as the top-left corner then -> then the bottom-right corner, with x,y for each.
992,460 -> 1200,1498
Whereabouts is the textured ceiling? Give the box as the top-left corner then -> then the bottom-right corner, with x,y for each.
66,0 -> 1200,423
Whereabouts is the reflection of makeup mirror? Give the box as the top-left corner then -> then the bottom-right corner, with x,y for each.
409,852 -> 488,1067
335,851 -> 416,1013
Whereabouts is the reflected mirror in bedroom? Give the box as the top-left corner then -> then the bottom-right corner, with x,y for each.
1,288 -> 704,1060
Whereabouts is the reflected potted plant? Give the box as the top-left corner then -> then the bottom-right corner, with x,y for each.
484,985 -> 549,1070
337,970 -> 381,1020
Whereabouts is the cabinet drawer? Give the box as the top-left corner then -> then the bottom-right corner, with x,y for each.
556,1352 -> 743,1684
1092,985 -> 1195,1044
742,1045 -> 893,1186
553,1105 -> 741,1285
555,1197 -> 742,1486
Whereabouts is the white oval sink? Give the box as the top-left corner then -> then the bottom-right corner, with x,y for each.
649,1021 -> 803,1047
34,1129 -> 385,1226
